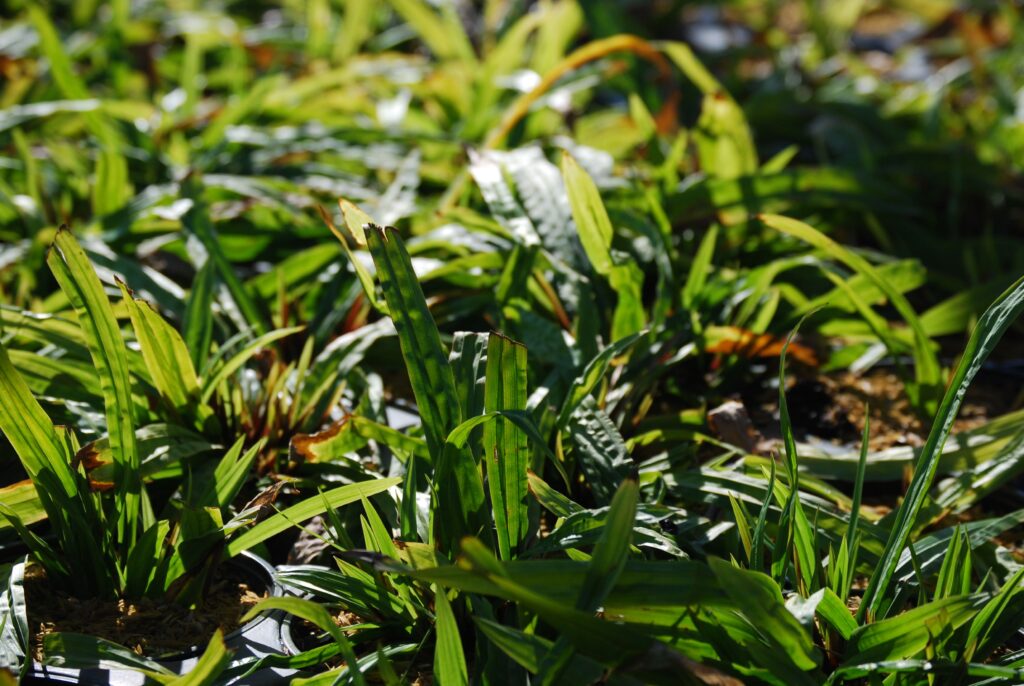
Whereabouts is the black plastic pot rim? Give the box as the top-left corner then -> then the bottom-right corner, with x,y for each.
20,550 -> 287,684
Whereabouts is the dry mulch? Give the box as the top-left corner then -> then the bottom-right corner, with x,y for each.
743,368 -> 1020,454
27,564 -> 265,661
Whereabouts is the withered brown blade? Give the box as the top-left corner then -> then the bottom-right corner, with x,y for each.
242,481 -> 287,523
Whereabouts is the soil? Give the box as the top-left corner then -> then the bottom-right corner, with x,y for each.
747,368 -> 1020,454
26,564 -> 266,661
289,608 -> 360,655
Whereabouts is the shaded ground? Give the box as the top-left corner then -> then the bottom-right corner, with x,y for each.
26,564 -> 265,659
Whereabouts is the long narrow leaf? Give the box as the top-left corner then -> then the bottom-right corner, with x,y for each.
483,333 -> 530,560
859,273 -> 1024,620
226,478 -> 400,556
48,230 -> 142,551
365,225 -> 461,460
434,585 -> 468,686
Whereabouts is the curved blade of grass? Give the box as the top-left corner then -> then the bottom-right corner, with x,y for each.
182,261 -> 215,373
709,557 -> 820,671
181,178 -> 268,335
859,273 -> 1024,620
200,326 -> 304,402
243,597 -> 365,686
226,477 -> 400,556
166,630 -> 228,686
118,283 -> 209,424
814,588 -> 858,640
845,594 -> 986,665
778,324 -> 819,595
535,479 -> 639,684
41,633 -> 174,677
48,229 -> 142,549
964,566 -> 1024,661
557,330 -> 644,428
0,347 -> 78,499
758,213 -> 940,413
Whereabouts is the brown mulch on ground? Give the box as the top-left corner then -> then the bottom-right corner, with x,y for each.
289,608 -> 361,654
747,368 -> 1019,454
27,564 -> 265,661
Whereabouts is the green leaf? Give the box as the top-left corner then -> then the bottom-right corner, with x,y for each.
48,230 -> 142,547
27,7 -> 121,148
933,526 -> 971,601
577,478 -> 638,612
119,283 -> 209,426
660,41 -> 722,95
338,199 -> 373,245
322,204 -> 385,314
557,330 -> 644,428
814,588 -> 858,640
182,262 -> 215,373
434,585 -> 468,686
181,178 -> 269,335
844,595 -> 986,665
414,541 -> 726,684
483,333 -> 530,560
226,477 -> 401,556
759,214 -> 940,413
41,633 -> 174,677
243,597 -> 366,686
387,0 -> 476,64
335,0 -> 374,61
0,344 -> 79,500
709,557 -> 819,671
200,326 -> 304,402
750,460 -> 776,574
566,397 -> 632,505
166,630 -> 229,686
365,224 -> 461,461
123,519 -> 170,599
681,225 -> 718,309
858,272 -> 1024,620
964,565 -> 1024,661
526,470 -> 583,519
185,436 -> 261,513
778,324 -> 819,595
198,77 -> 281,153
844,415 -> 869,598
468,149 -> 539,246
529,480 -> 639,681
475,618 -> 638,685
561,152 -> 613,273
92,148 -> 132,217
562,148 -> 648,339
